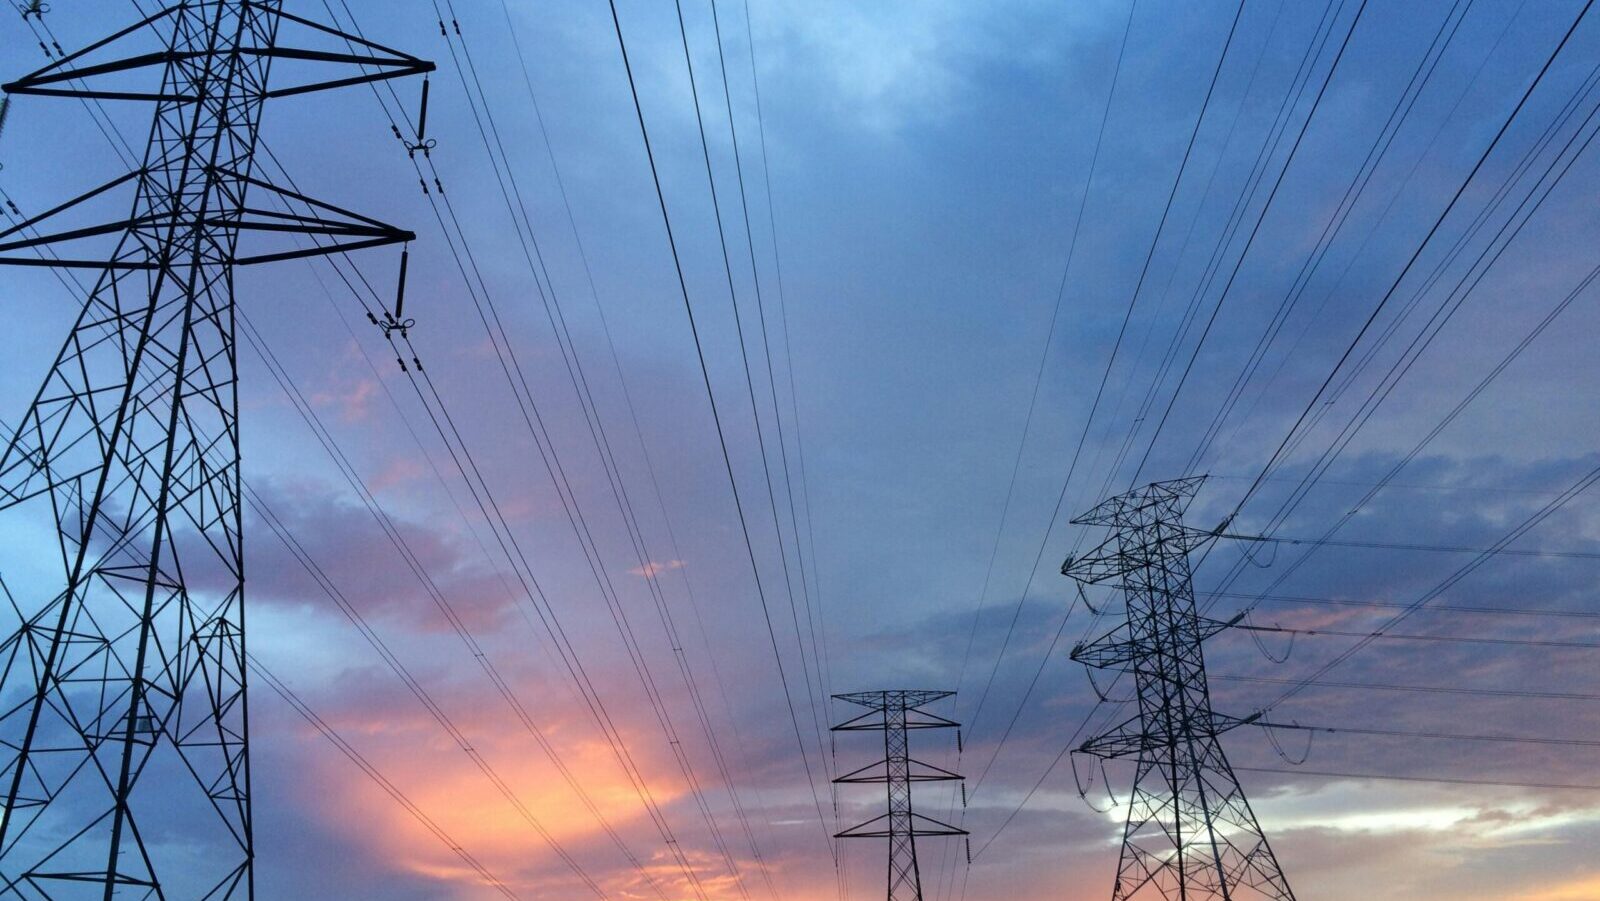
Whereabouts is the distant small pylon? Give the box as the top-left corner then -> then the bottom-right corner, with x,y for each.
833,690 -> 967,901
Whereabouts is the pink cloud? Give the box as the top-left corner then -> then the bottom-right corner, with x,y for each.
369,455 -> 426,493
309,374 -> 381,423
627,559 -> 686,579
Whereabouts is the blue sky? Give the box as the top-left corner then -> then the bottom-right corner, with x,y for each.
2,0 -> 1600,898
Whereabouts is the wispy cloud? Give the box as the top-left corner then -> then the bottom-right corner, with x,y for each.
627,558 -> 686,579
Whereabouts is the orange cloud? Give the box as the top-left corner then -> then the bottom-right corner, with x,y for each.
1517,874 -> 1600,901
290,701 -> 715,899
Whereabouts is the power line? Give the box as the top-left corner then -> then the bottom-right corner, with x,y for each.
1234,622 -> 1600,651
1126,0 -> 1372,485
1232,767 -> 1600,793
1226,0 -> 1596,518
1077,0 -> 1350,520
605,0 -> 839,868
426,4 -> 777,892
305,5 -> 778,894
960,0 -> 1250,755
492,4 -> 788,895
1213,673 -> 1600,702
1199,80 -> 1600,629
243,476 -> 613,898
1207,590 -> 1600,620
728,5 -> 841,894
708,0 -> 836,760
1222,532 -> 1600,560
691,0 -> 837,825
936,5 -> 1139,896
1180,0 -> 1482,477
1254,720 -> 1600,749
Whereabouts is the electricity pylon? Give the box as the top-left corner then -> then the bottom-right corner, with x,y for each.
0,3 -> 430,897
833,690 -> 966,901
1062,477 -> 1294,901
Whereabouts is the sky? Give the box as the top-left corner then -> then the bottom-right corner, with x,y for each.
2,0 -> 1600,899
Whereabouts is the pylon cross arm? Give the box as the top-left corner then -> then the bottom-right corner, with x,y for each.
1077,716 -> 1146,759
834,756 -> 963,784
1068,475 -> 1208,526
1070,624 -> 1135,669
835,812 -> 968,839
3,3 -> 434,103
1062,529 -> 1217,585
0,165 -> 414,270
1079,709 -> 1256,759
1060,533 -> 1131,584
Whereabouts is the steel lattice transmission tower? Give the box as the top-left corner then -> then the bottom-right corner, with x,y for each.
1062,477 -> 1295,901
833,690 -> 966,901
0,3 -> 430,897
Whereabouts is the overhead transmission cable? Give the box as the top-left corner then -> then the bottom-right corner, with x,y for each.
1179,0 -> 1492,476
664,0 -> 836,824
942,5 -> 1139,819
491,3 -> 789,895
706,0 -> 836,783
315,4 -> 775,896
422,4 -> 773,893
1190,28 -> 1600,672
1222,0 -> 1596,523
1087,0 -> 1349,498
958,0 -> 1250,756
605,0 -> 840,870
1123,0 -> 1372,485
250,123 -> 691,900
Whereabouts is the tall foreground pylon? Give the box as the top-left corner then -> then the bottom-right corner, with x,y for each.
0,3 -> 429,896
833,690 -> 966,901
1062,477 -> 1294,901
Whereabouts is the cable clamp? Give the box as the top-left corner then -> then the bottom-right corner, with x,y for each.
378,314 -> 415,340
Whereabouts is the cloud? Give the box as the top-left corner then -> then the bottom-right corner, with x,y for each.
1521,875 -> 1600,901
309,372 -> 382,424
762,0 -> 1126,135
242,476 -> 518,634
627,558 -> 685,578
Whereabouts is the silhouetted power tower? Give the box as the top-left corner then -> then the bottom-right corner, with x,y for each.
1062,477 -> 1295,901
833,690 -> 966,901
0,3 -> 429,896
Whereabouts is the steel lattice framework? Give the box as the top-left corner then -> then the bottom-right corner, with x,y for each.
0,3 -> 429,897
1062,477 -> 1295,901
833,690 -> 965,901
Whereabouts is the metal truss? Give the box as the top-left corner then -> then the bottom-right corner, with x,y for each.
1063,478 -> 1295,901
833,690 -> 966,901
0,3 -> 429,897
